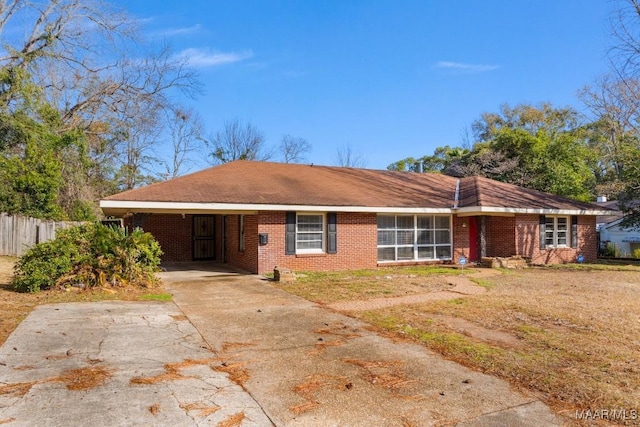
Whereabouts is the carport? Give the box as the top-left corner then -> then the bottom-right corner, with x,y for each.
159,261 -> 256,283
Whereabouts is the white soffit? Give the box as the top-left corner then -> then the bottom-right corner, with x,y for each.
99,200 -> 612,217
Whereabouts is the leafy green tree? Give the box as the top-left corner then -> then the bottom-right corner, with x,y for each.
390,103 -> 596,201
387,146 -> 469,173
0,140 -> 63,219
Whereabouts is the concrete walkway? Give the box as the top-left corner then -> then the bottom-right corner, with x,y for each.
163,271 -> 562,427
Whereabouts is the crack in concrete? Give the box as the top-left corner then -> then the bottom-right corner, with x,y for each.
457,398 -> 540,424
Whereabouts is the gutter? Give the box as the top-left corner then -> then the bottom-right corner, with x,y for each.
453,179 -> 460,209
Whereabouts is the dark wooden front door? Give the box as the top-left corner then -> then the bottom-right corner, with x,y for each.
193,216 -> 215,260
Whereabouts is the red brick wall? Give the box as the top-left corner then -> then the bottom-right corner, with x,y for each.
225,214 -> 259,273
256,211 -> 378,274
125,214 -> 193,262
518,214 -> 598,264
452,215 -> 518,262
124,212 -> 598,269
452,216 -> 470,263
453,214 -> 598,265
486,216 -> 517,257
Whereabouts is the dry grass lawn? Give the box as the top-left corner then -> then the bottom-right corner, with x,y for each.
279,266 -> 464,304
0,256 -> 168,346
277,264 -> 640,425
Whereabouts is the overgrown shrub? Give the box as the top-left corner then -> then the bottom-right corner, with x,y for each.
602,242 -> 622,258
12,223 -> 162,292
633,249 -> 640,259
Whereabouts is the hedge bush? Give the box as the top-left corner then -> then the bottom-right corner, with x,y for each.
13,223 -> 162,293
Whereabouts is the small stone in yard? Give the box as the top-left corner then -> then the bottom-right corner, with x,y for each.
318,337 -> 323,341
439,392 -> 445,396
257,309 -> 262,312
345,382 -> 353,390
274,267 -> 296,283
462,379 -> 471,384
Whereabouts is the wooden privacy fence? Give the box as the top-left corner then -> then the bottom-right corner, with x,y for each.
0,213 -> 84,257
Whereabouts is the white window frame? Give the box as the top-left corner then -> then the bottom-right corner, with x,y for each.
545,215 -> 569,248
377,214 -> 452,262
296,213 -> 326,254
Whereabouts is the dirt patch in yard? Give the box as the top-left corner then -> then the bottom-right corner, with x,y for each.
428,314 -> 525,349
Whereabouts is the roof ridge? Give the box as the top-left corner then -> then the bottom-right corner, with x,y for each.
472,175 -> 482,206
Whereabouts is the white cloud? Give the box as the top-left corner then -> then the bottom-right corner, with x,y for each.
161,24 -> 203,37
178,48 -> 254,67
436,61 -> 500,72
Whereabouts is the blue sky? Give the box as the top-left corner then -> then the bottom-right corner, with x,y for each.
116,0 -> 615,170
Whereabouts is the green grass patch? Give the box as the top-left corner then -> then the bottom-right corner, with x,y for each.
546,261 -> 640,272
402,325 -> 503,363
469,277 -> 495,289
446,298 -> 468,305
296,265 -> 466,282
361,311 -> 503,366
140,293 -> 172,301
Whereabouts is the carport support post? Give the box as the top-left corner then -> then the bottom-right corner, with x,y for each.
480,216 -> 487,258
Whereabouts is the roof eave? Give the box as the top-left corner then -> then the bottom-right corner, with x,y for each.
99,200 -> 454,216
100,200 -> 613,217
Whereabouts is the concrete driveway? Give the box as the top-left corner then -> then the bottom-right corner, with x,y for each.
161,265 -> 562,427
0,263 -> 562,426
0,301 -> 271,426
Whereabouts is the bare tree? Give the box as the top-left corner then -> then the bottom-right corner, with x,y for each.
206,118 -> 272,164
579,74 -> 640,181
112,97 -> 163,190
278,134 -> 311,163
0,0 -> 201,186
609,0 -> 640,77
163,107 -> 204,178
335,144 -> 367,168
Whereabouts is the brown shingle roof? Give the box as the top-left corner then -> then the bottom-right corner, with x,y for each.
458,176 -> 603,211
105,160 -> 460,208
103,160 -> 611,212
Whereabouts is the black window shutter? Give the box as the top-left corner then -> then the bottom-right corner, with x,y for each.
539,215 -> 546,250
327,212 -> 337,254
285,212 -> 296,255
571,216 -> 578,249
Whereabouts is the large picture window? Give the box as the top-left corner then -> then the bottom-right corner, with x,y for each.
377,214 -> 451,262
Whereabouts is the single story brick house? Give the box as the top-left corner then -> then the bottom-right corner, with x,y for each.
100,160 -> 612,274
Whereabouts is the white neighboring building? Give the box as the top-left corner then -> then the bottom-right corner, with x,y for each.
599,218 -> 640,257
596,197 -> 640,257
